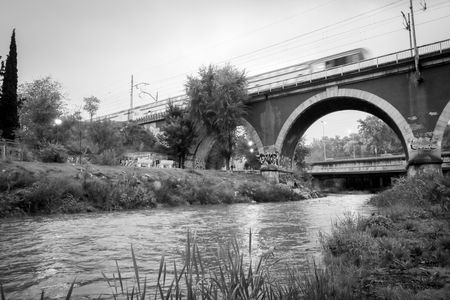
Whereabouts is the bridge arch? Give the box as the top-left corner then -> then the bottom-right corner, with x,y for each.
275,88 -> 415,165
433,101 -> 450,152
190,118 -> 264,169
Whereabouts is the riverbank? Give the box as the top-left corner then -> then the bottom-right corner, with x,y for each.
0,161 -> 320,217
318,174 -> 450,298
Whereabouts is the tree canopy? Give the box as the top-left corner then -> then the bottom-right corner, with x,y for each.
357,115 -> 402,155
304,115 -> 404,162
159,102 -> 196,168
18,77 -> 65,147
83,96 -> 101,121
186,64 -> 247,169
0,29 -> 19,140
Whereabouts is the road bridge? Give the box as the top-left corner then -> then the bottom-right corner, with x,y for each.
308,152 -> 450,190
96,39 -> 450,177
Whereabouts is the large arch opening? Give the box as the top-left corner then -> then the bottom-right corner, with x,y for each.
276,89 -> 414,165
302,111 -> 404,163
435,102 -> 450,152
191,119 -> 263,169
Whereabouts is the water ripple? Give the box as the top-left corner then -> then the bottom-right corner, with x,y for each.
0,194 -> 374,299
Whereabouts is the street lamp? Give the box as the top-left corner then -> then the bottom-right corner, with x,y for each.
54,118 -> 62,143
321,120 -> 327,160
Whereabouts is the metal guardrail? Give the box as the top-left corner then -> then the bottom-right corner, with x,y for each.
95,39 -> 450,123
246,39 -> 450,94
309,151 -> 450,174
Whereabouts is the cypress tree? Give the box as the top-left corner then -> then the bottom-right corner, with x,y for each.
0,29 -> 19,140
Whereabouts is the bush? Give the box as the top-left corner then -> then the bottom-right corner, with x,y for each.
321,214 -> 379,267
39,143 -> 68,163
370,174 -> 450,209
0,168 -> 36,192
93,149 -> 120,165
18,178 -> 84,214
152,177 -> 188,206
82,178 -> 111,207
83,175 -> 157,210
238,181 -> 303,203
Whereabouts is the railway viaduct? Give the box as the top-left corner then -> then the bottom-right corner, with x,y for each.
98,40 -> 450,179
185,39 -> 450,177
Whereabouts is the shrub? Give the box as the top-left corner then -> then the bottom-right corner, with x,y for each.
151,177 -> 187,206
82,178 -> 111,207
18,177 -> 83,214
370,174 -> 450,210
321,214 -> 379,267
39,143 -> 68,163
0,168 -> 36,192
93,149 -> 120,165
238,181 -> 303,203
83,175 -> 157,210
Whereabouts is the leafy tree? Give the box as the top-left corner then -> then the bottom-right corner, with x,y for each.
343,133 -> 363,158
121,121 -> 156,152
442,125 -> 450,151
206,141 -> 225,170
357,115 -> 403,155
18,77 -> 65,147
159,102 -> 196,168
0,56 -> 5,84
57,111 -> 85,156
83,96 -> 100,122
86,120 -> 123,154
233,131 -> 261,170
186,64 -> 247,170
293,137 -> 310,170
0,29 -> 19,140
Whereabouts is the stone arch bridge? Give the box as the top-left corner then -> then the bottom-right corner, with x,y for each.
113,40 -> 450,175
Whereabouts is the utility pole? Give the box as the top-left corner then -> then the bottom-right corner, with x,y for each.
401,11 -> 413,56
129,75 -> 134,121
409,0 -> 421,80
321,120 -> 327,161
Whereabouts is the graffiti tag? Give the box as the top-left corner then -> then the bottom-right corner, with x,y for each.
194,158 -> 206,169
409,138 -> 438,151
257,151 -> 280,166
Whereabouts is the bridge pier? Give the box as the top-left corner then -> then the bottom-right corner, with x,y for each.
407,162 -> 442,177
260,167 -> 280,184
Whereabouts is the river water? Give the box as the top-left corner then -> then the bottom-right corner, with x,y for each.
0,194 -> 374,299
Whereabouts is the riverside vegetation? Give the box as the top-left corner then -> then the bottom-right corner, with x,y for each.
0,161 -> 319,218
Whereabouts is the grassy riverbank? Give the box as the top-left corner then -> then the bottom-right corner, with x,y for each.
318,174 -> 450,299
0,161 -> 318,217
66,174 -> 448,299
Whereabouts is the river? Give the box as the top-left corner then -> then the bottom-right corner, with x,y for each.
0,194 -> 375,299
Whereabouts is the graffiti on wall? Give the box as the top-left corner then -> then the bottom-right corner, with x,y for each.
409,136 -> 438,151
257,151 -> 280,166
194,158 -> 206,169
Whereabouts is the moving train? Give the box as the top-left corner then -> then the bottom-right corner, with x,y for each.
247,48 -> 369,91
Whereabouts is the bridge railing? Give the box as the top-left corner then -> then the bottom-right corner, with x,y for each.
246,39 -> 450,94
308,155 -> 408,174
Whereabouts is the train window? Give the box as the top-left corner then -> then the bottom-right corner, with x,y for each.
326,56 -> 348,68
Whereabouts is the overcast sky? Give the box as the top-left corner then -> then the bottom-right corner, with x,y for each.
1,0 -> 449,143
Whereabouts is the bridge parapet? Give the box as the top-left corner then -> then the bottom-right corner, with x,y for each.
247,39 -> 450,95
309,152 -> 450,175
308,155 -> 408,175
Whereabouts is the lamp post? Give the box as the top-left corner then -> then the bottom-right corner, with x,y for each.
54,118 -> 62,143
321,120 -> 327,160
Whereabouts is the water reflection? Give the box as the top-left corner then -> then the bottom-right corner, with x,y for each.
0,194 -> 374,299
